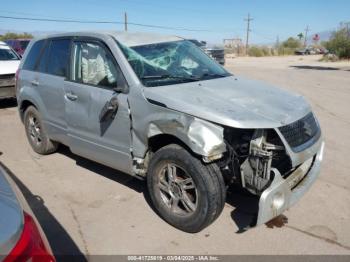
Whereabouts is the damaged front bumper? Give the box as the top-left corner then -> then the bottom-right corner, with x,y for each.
255,141 -> 325,225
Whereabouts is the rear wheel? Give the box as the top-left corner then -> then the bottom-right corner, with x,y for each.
147,144 -> 226,233
24,106 -> 58,155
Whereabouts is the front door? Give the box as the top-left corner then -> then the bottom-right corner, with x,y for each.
64,39 -> 132,174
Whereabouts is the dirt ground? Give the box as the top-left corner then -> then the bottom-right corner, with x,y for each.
0,55 -> 349,258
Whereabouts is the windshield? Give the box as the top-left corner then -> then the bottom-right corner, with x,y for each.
0,48 -> 20,61
117,40 -> 230,87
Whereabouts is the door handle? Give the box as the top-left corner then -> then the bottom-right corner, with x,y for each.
31,80 -> 39,86
65,92 -> 78,101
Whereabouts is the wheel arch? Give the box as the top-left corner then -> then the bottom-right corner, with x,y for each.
19,100 -> 39,122
148,134 -> 195,156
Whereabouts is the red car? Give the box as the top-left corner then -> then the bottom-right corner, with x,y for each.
0,162 -> 55,262
4,39 -> 31,56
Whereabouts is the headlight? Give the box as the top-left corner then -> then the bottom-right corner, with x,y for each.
272,191 -> 285,210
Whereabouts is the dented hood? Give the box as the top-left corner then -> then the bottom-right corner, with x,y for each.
143,76 -> 311,129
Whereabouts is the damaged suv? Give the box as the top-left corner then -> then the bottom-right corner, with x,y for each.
16,32 -> 324,233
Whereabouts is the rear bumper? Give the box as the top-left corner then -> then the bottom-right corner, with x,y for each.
256,141 -> 324,225
0,85 -> 16,98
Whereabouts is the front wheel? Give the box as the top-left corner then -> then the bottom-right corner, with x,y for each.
147,144 -> 226,233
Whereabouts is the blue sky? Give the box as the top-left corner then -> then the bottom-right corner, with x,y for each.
0,0 -> 349,45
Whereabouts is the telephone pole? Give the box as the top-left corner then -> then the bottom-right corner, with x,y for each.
275,35 -> 280,48
304,25 -> 310,47
345,22 -> 350,39
124,12 -> 128,31
244,13 -> 253,54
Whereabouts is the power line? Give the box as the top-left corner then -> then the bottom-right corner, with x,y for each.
0,10 -> 73,19
0,11 -> 246,34
0,15 -> 213,32
244,13 -> 253,53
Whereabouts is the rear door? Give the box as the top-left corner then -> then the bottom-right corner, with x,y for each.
64,38 -> 132,174
35,38 -> 71,144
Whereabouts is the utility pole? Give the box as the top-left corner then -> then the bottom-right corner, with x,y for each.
345,22 -> 350,39
304,25 -> 310,47
244,13 -> 253,55
275,35 -> 280,48
124,12 -> 128,31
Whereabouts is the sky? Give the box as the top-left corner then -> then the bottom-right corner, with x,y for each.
0,0 -> 349,45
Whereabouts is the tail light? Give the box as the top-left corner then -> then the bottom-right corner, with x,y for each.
15,69 -> 20,84
4,212 -> 55,262
15,69 -> 20,94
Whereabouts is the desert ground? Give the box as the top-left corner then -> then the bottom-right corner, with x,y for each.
0,55 -> 349,259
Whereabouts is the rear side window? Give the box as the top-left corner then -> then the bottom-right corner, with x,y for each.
47,39 -> 70,77
37,43 -> 50,73
22,40 -> 45,71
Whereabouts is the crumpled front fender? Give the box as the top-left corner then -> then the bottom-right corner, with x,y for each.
130,101 -> 226,161
147,115 -> 226,158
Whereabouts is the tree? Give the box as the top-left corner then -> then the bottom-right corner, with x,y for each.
0,32 -> 33,41
282,37 -> 302,49
297,33 -> 304,41
324,26 -> 350,59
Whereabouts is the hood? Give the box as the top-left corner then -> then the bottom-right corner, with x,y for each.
0,60 -> 20,75
143,76 -> 311,129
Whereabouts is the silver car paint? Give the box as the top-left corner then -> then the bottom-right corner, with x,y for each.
17,31 -> 323,226
64,80 -> 132,174
143,76 -> 311,129
0,165 -> 23,256
256,142 -> 324,225
17,32 -> 227,169
17,31 -> 322,168
0,163 -> 53,257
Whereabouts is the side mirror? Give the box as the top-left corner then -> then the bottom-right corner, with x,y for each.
113,86 -> 125,93
113,85 -> 129,94
99,96 -> 119,122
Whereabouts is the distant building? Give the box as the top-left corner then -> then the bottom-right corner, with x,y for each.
223,38 -> 244,55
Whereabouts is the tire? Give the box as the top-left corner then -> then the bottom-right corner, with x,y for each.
24,106 -> 58,155
147,144 -> 226,233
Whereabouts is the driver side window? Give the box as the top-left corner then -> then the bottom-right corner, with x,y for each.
72,41 -> 118,88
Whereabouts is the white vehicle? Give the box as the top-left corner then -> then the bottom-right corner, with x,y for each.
0,41 -> 21,99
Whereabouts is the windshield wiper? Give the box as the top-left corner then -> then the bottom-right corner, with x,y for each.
199,73 -> 229,79
141,74 -> 200,82
141,73 -> 229,82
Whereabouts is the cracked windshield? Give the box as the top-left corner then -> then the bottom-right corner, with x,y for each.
118,40 -> 231,87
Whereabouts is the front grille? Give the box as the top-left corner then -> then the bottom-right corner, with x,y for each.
0,74 -> 15,88
279,112 -> 320,152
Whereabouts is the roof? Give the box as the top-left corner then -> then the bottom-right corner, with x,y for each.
33,31 -> 184,47
109,31 -> 183,47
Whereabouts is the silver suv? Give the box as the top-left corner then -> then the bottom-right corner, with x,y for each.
16,32 -> 324,232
